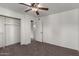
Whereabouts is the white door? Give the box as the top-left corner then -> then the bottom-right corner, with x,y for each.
5,24 -> 15,45
35,20 -> 43,42
0,16 -> 5,47
5,17 -> 20,46
0,16 -> 20,47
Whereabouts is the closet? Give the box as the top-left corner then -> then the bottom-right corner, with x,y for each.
0,15 -> 20,47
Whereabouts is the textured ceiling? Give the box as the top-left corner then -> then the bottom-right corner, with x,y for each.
0,3 -> 79,17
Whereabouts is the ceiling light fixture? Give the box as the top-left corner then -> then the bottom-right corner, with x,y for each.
19,3 -> 48,15
32,7 -> 38,11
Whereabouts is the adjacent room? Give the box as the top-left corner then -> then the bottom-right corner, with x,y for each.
0,3 -> 79,56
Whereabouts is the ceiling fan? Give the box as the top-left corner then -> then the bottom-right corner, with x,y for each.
19,3 -> 49,16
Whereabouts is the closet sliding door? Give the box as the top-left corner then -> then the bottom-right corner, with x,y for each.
0,16 -> 20,47
0,16 -> 5,47
5,17 -> 20,46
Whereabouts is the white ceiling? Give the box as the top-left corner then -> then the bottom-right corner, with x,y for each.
0,3 -> 79,17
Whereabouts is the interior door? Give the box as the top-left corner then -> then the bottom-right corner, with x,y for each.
35,20 -> 43,42
5,24 -> 15,45
5,17 -> 20,46
0,16 -> 5,47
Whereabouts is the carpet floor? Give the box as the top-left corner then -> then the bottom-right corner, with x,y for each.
0,41 -> 79,56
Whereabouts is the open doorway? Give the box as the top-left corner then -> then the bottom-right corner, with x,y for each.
30,20 -> 36,42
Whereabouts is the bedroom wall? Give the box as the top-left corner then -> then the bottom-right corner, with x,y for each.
35,9 -> 79,51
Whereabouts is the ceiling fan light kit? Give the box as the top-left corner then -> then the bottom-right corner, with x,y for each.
19,3 -> 49,16
32,7 -> 38,11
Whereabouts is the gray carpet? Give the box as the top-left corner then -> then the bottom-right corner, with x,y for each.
0,41 -> 79,56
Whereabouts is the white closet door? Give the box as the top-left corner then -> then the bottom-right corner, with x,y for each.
0,16 -> 5,47
14,25 -> 20,43
5,17 -> 20,46
5,25 -> 15,45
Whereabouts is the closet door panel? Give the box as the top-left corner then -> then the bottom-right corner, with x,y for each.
0,16 -> 20,46
14,25 -> 20,43
5,25 -> 15,45
5,17 -> 20,46
0,16 -> 5,47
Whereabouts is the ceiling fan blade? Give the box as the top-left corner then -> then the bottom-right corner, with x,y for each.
25,9 -> 32,12
19,3 -> 31,7
39,7 -> 48,10
36,11 -> 39,15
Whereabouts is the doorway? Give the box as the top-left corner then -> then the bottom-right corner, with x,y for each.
30,20 -> 36,42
